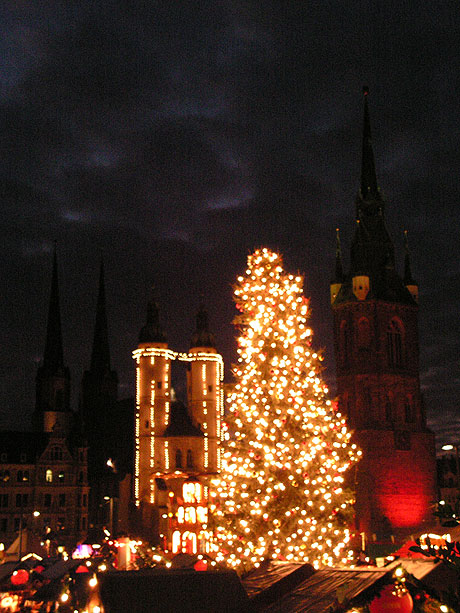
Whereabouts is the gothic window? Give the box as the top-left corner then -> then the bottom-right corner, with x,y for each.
186,449 -> 193,469
405,397 -> 415,422
339,320 -> 351,365
385,395 -> 394,422
387,320 -> 403,367
22,471 -> 29,482
17,471 -> 23,482
44,494 -> 52,507
357,317 -> 371,348
0,494 -> 8,508
45,469 -> 53,483
0,470 -> 9,482
58,472 -> 65,483
59,494 -> 66,507
0,518 -> 7,532
175,449 -> 183,469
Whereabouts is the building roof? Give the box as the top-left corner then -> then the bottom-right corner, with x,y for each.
98,569 -> 250,613
190,303 -> 216,349
332,89 -> 417,307
0,431 -> 50,463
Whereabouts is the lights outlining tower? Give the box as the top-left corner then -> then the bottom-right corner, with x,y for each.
133,297 -> 223,547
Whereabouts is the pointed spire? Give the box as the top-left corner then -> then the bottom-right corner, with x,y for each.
90,257 -> 111,372
138,288 -> 167,344
190,301 -> 216,349
403,230 -> 416,285
43,243 -> 64,371
360,86 -> 379,200
334,228 -> 344,283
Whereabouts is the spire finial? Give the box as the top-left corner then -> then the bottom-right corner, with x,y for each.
334,228 -> 344,282
360,86 -> 379,200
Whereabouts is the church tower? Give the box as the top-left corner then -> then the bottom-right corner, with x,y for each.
80,259 -> 119,530
133,294 -> 172,535
187,303 -> 223,475
331,89 -> 436,542
34,245 -> 72,434
133,298 -> 223,550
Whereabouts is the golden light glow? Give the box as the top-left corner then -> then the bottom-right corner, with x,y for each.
212,248 -> 361,571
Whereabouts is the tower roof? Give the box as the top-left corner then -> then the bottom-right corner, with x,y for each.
404,230 -> 417,286
43,244 -> 65,372
332,228 -> 344,283
190,303 -> 216,349
90,258 -> 111,372
360,86 -> 380,201
138,291 -> 167,344
333,90 -> 416,306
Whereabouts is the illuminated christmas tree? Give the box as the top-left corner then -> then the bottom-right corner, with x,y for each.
212,248 -> 361,571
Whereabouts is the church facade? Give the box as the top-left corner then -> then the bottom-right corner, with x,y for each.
133,300 -> 224,551
331,89 -> 436,542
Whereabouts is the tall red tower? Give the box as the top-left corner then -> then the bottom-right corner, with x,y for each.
331,89 -> 436,543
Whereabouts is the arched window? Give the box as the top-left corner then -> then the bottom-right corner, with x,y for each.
186,449 -> 193,469
385,395 -> 394,422
17,471 -> 23,482
387,320 -> 403,367
357,317 -> 371,348
172,530 -> 181,554
45,469 -> 53,483
339,320 -> 351,364
175,449 -> 183,469
405,397 -> 414,422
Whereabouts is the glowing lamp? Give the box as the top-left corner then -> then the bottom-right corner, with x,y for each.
11,569 -> 29,585
194,559 -> 208,571
369,584 -> 413,613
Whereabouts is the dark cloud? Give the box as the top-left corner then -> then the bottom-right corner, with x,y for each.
0,2 -> 458,444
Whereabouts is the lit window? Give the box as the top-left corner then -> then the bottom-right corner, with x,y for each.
172,530 -> 181,553
196,506 -> 208,524
45,469 -> 53,483
184,507 -> 196,524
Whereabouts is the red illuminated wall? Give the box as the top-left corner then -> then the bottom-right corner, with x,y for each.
333,301 -> 437,540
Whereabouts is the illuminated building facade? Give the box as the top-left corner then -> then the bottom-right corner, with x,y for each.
331,89 -> 436,541
133,301 -> 223,549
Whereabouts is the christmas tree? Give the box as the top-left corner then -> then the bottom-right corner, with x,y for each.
212,248 -> 361,571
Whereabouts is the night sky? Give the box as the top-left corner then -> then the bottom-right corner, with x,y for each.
1,2 -> 459,446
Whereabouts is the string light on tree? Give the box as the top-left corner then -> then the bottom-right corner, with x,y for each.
212,248 -> 361,571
